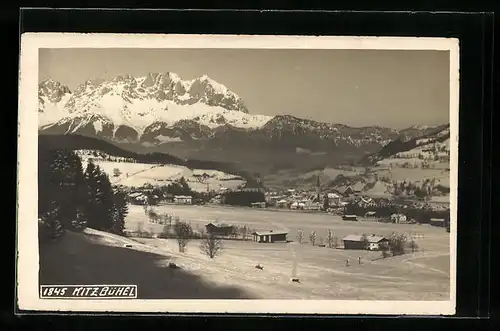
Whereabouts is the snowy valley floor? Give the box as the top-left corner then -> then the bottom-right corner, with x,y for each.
39,205 -> 451,300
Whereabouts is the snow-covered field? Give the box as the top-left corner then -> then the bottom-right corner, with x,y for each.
80,157 -> 246,191
122,204 -> 451,300
39,204 -> 451,300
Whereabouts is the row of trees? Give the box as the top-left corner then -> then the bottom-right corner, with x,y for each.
143,206 -> 257,241
136,206 -> 223,258
38,149 -> 129,241
296,229 -> 340,248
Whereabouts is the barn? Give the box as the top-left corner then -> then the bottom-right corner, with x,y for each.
342,234 -> 389,250
430,218 -> 446,227
391,213 -> 407,224
342,214 -> 358,221
252,230 -> 288,243
251,202 -> 266,208
205,223 -> 234,237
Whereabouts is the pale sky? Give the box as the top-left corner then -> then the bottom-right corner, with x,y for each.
39,48 -> 450,129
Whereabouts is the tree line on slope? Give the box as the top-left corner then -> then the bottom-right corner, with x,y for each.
38,148 -> 129,242
39,134 -> 258,184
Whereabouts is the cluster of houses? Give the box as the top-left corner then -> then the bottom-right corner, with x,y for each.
265,183 -> 384,216
266,185 -> 362,210
127,191 -> 194,205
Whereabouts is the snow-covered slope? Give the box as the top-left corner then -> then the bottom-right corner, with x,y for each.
76,150 -> 246,192
361,124 -> 451,167
38,79 -> 73,127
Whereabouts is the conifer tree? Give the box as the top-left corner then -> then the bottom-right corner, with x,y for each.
326,229 -> 334,248
95,170 -> 115,230
84,161 -> 100,229
84,163 -> 114,231
112,190 -> 129,235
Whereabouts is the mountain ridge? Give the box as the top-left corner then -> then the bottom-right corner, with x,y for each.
359,124 -> 451,165
38,74 -> 447,173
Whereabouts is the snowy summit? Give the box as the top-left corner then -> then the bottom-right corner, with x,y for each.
38,72 -> 272,137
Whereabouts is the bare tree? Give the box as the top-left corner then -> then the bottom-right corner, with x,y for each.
201,233 -> 223,258
163,213 -> 173,227
309,231 -> 317,246
174,221 -> 193,253
136,221 -> 143,236
333,236 -> 340,248
326,229 -> 334,248
160,223 -> 171,238
296,229 -> 304,244
388,232 -> 408,256
409,239 -> 419,253
240,225 -> 248,240
380,242 -> 390,258
113,168 -> 122,177
148,209 -> 159,223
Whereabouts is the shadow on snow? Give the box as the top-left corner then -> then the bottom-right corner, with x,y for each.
38,231 -> 255,299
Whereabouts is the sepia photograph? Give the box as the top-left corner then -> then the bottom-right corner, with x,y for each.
17,34 -> 458,315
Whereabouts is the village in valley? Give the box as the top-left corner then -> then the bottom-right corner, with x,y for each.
115,145 -> 451,246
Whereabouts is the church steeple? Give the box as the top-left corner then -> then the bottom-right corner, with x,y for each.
316,175 -> 321,201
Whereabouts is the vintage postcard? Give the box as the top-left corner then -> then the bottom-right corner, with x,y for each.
17,33 -> 459,315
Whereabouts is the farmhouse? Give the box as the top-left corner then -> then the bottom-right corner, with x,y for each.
128,192 -> 148,205
430,218 -> 446,227
164,193 -> 174,203
276,199 -> 289,208
327,192 -> 341,199
205,223 -> 234,236
252,230 -> 288,243
303,201 -> 321,211
390,213 -> 407,224
342,234 -> 389,250
251,202 -> 266,208
342,214 -> 358,221
173,195 -> 192,204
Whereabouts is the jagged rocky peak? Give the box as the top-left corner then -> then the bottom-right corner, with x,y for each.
38,79 -> 71,103
141,72 -> 177,88
186,74 -> 248,113
58,71 -> 248,112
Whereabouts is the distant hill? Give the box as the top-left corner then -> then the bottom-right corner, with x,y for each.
38,134 -> 256,183
359,124 -> 450,165
39,134 -> 184,165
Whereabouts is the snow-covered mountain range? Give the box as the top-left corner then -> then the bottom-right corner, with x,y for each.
38,73 -> 446,173
39,73 -> 270,140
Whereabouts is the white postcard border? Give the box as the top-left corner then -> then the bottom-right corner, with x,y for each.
17,33 -> 459,315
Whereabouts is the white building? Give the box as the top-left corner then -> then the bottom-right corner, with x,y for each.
390,213 -> 407,224
174,195 -> 193,204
